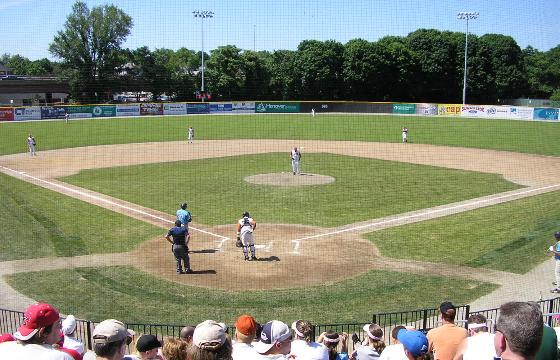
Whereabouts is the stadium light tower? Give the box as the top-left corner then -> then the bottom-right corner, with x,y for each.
457,11 -> 479,105
193,10 -> 214,101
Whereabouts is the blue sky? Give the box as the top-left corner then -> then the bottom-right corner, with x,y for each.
1,0 -> 559,60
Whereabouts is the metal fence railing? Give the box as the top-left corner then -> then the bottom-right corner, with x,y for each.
2,297 -> 559,351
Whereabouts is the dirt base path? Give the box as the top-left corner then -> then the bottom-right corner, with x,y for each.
1,140 -> 560,311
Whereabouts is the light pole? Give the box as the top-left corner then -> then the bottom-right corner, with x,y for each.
457,11 -> 479,105
193,10 -> 214,101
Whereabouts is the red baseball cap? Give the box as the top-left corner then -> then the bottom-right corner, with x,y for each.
0,333 -> 15,343
14,303 -> 60,341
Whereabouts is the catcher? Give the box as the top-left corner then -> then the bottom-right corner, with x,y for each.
236,211 -> 257,261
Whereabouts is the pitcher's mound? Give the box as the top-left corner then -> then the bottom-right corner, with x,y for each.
245,173 -> 335,186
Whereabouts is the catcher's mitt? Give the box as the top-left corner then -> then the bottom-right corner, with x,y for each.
235,236 -> 242,247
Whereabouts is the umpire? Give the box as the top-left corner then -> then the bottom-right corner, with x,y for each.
165,220 -> 192,274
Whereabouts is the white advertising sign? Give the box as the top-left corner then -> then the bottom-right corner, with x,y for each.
163,103 -> 187,115
507,106 -> 534,120
116,104 -> 141,116
14,107 -> 41,121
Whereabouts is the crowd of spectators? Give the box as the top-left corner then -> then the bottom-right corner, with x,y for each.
0,300 -> 557,360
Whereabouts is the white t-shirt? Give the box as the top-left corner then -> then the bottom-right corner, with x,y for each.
290,339 -> 329,360
0,341 -> 74,360
463,332 -> 496,360
378,343 -> 407,360
354,344 -> 381,360
233,341 -> 259,360
63,335 -> 84,354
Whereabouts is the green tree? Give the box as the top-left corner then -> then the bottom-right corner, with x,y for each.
205,45 -> 244,100
240,51 -> 271,100
49,1 -> 132,103
524,45 -> 560,99
342,39 -> 381,100
267,50 -> 298,100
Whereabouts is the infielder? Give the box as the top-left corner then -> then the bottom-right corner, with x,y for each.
549,231 -> 560,293
187,126 -> 194,144
311,108 -> 315,117
176,202 -> 192,231
236,211 -> 257,261
402,126 -> 408,143
291,147 -> 302,175
27,134 -> 36,156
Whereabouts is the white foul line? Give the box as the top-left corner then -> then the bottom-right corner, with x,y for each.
0,165 -> 229,241
291,184 -> 560,244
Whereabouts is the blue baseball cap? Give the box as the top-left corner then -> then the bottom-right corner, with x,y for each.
397,329 -> 429,357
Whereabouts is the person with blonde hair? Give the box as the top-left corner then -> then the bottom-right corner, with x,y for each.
162,337 -> 189,360
351,324 -> 385,359
290,320 -> 328,360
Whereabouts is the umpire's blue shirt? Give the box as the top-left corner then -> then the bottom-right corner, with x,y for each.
168,226 -> 187,246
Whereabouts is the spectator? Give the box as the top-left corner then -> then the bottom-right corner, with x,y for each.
396,329 -> 429,360
189,320 -> 232,360
536,325 -> 557,360
290,320 -> 328,360
494,301 -> 543,360
232,314 -> 258,360
59,347 -> 84,360
136,334 -> 163,360
427,302 -> 467,360
379,325 -> 408,360
253,320 -> 293,359
351,323 -> 385,359
162,337 -> 189,360
318,331 -> 349,360
180,326 -> 195,343
62,315 -> 85,355
0,333 -> 15,343
453,314 -> 496,360
91,319 -> 130,360
0,302 -> 73,359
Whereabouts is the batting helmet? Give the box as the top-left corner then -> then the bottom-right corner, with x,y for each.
555,231 -> 560,239
243,211 -> 250,218
180,202 -> 188,210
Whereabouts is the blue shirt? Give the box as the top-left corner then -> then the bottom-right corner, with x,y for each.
176,209 -> 192,226
555,242 -> 560,261
167,226 -> 187,245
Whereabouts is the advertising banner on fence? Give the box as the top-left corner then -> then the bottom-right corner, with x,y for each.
416,103 -> 438,116
186,103 -> 210,114
92,105 -> 116,117
255,102 -> 300,113
163,103 -> 187,115
209,103 -> 233,113
392,103 -> 416,114
67,106 -> 93,119
437,104 -> 462,116
0,107 -> 14,121
483,106 -> 510,119
533,107 -> 559,120
14,107 -> 41,121
506,106 -> 533,120
232,102 -> 255,113
116,104 -> 140,117
461,105 -> 487,117
140,103 -> 163,116
40,106 -> 66,119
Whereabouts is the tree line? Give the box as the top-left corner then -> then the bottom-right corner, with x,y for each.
2,1 -> 560,104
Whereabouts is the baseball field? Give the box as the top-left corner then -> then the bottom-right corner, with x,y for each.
1,113 -> 560,325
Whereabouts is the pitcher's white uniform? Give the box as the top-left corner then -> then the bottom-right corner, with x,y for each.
291,147 -> 301,175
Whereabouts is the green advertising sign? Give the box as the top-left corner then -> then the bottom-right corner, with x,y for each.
392,103 -> 416,114
255,102 -> 300,113
92,105 -> 116,117
67,106 -> 93,114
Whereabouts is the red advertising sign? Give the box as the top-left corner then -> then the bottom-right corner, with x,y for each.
0,107 -> 14,121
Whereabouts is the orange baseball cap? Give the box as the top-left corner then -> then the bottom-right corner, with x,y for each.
234,315 -> 257,336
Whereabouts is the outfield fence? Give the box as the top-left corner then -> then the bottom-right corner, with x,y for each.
2,297 -> 560,351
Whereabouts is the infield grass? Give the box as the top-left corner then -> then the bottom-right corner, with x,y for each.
6,266 -> 495,325
60,153 -> 520,227
0,114 -> 559,155
366,190 -> 560,273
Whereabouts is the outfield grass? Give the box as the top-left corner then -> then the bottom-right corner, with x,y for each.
0,114 -> 559,155
366,190 -> 560,273
0,172 -> 163,261
6,266 -> 495,325
60,153 -> 520,226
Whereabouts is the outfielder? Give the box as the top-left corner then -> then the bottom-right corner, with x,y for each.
402,126 -> 408,143
176,202 -> 192,231
187,126 -> 194,144
549,231 -> 560,293
27,134 -> 36,156
236,211 -> 257,261
291,147 -> 302,175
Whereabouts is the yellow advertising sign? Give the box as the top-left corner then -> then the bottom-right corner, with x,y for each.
437,104 -> 462,116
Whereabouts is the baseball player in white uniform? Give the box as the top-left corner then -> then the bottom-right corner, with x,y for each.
187,126 -> 194,143
402,127 -> 408,143
236,212 -> 257,261
291,147 -> 301,175
27,134 -> 36,156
